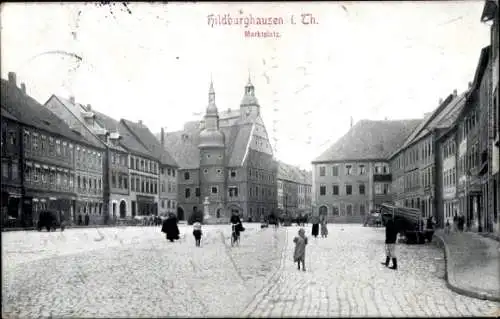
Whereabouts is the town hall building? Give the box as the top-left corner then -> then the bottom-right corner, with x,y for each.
162,77 -> 278,222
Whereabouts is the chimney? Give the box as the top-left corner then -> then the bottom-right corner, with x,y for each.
87,104 -> 92,111
69,96 -> 75,104
20,83 -> 26,94
350,116 -> 353,128
8,72 -> 17,86
161,127 -> 165,147
138,120 -> 143,125
453,89 -> 457,97
468,82 -> 472,89
438,98 -> 443,105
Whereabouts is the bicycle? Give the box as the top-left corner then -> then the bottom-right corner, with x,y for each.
231,223 -> 240,247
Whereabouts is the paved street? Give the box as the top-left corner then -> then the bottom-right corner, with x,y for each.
2,224 -> 499,318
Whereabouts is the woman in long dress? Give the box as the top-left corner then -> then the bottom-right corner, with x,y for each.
311,216 -> 319,238
162,213 -> 180,242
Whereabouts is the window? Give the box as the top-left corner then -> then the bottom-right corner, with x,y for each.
230,170 -> 237,178
40,135 -> 46,153
229,186 -> 238,197
216,169 -> 222,175
359,165 -> 366,175
195,187 -> 200,197
320,185 -> 326,196
112,173 -> 116,188
345,165 -> 352,175
346,204 -> 353,216
319,166 -> 326,176
332,165 -> 339,176
211,186 -> 218,194
23,131 -> 30,149
172,170 -> 176,177
184,172 -> 190,180
167,168 -> 171,176
1,162 -> 8,179
124,177 -> 128,189
345,184 -> 352,195
383,183 -> 390,194
375,183 -> 383,194
204,169 -> 208,174
185,188 -> 191,198
332,206 -> 339,216
359,184 -> 365,195
332,184 -> 339,195
11,162 -> 18,180
56,140 -> 61,155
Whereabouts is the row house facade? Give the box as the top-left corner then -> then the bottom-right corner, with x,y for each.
1,108 -> 22,226
121,120 -> 178,217
117,120 -> 160,217
481,0 -> 500,234
276,162 -> 312,217
298,170 -> 313,214
312,120 -> 421,223
1,73 -> 105,226
44,95 -> 131,222
453,46 -> 491,232
164,79 -> 278,223
390,92 -> 466,228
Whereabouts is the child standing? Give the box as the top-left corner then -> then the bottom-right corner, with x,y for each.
293,228 -> 308,271
320,218 -> 328,238
193,221 -> 202,247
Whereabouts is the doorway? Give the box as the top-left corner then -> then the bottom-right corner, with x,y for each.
119,200 -> 126,218
177,207 -> 184,221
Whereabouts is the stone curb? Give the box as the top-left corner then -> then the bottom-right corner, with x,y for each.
478,232 -> 500,242
434,233 -> 500,302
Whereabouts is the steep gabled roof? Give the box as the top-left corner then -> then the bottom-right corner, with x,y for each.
46,95 -> 115,151
277,162 -> 312,185
1,78 -> 104,150
162,123 -> 201,170
1,107 -> 19,122
313,119 -> 421,163
93,110 -> 153,158
121,119 -> 178,167
161,114 -> 256,170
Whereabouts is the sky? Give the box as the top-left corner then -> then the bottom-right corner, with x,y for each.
0,1 -> 491,170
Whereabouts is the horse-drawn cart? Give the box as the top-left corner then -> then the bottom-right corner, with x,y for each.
380,204 -> 434,244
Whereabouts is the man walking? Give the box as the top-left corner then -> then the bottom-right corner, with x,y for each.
381,214 -> 398,270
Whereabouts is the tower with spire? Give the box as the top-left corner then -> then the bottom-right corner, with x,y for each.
198,80 -> 226,216
240,74 -> 260,119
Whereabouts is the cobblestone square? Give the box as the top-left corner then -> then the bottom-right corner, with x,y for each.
2,224 -> 499,318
